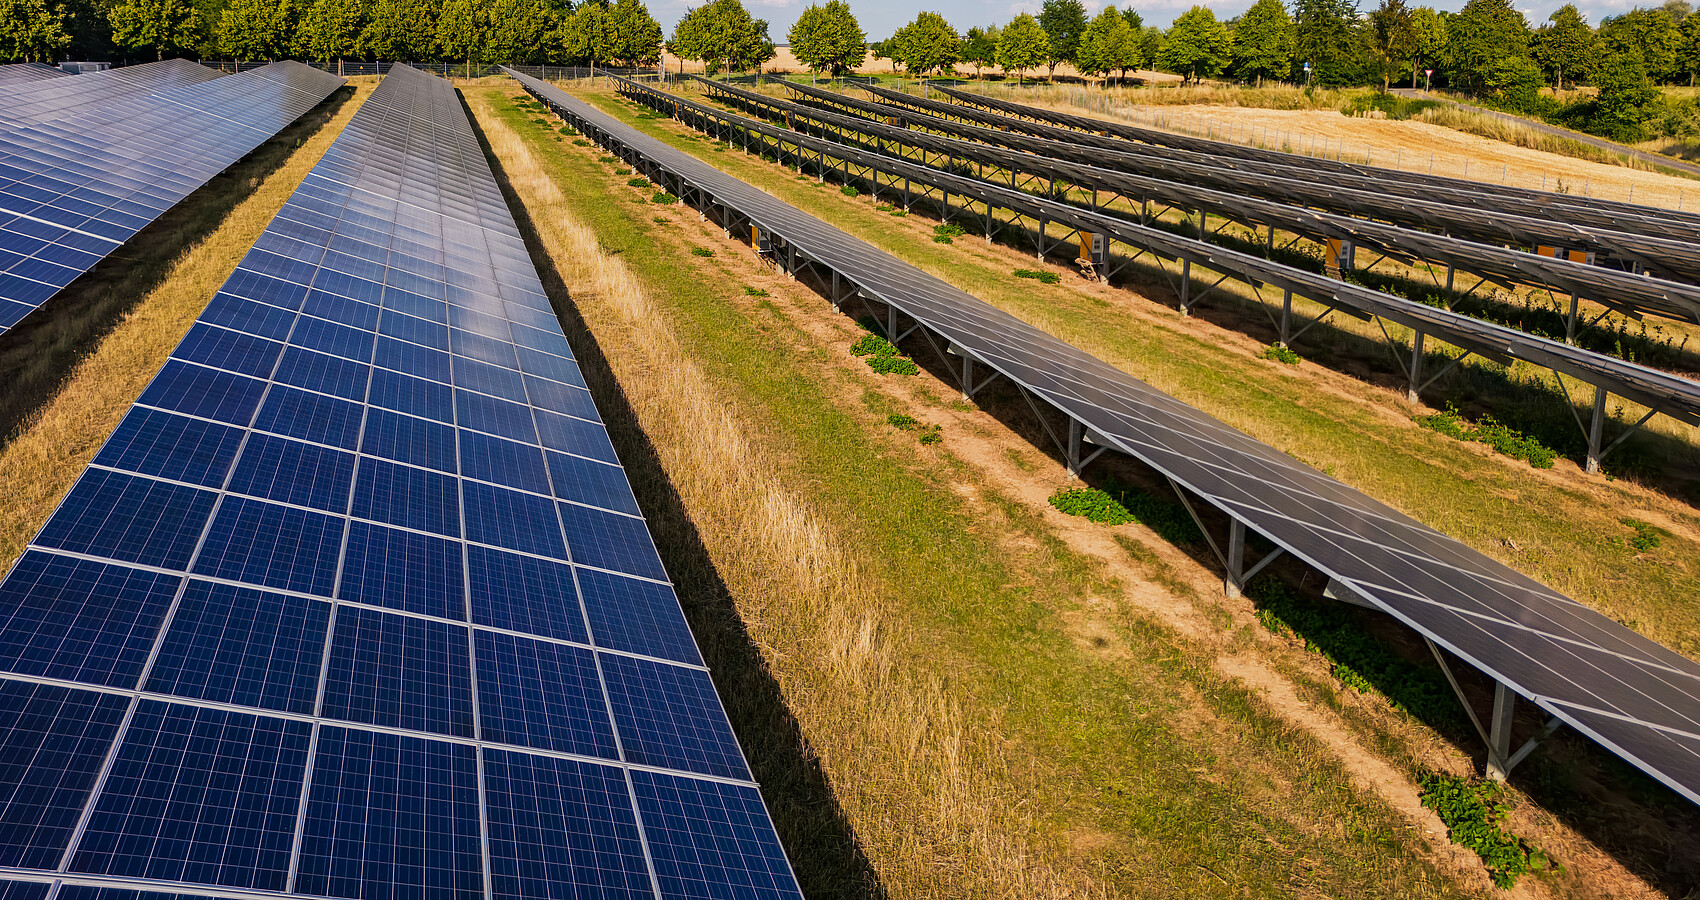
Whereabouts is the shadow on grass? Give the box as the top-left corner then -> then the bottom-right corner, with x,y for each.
0,84 -> 357,447
465,93 -> 888,900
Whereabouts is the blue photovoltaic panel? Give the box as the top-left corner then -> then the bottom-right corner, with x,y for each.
0,61 -> 345,337
0,680 -> 130,868
0,551 -> 180,686
0,881 -> 50,900
70,701 -> 311,891
0,65 -> 800,900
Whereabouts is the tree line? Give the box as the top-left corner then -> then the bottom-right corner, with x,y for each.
4,0 -> 1699,142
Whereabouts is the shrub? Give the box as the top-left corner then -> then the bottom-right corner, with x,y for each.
691,247 -> 715,257
1419,774 -> 1548,888
1339,93 -> 1443,121
1415,404 -> 1556,468
559,126 -> 577,135
651,192 -> 678,204
1622,518 -> 1666,552
627,177 -> 651,187
1013,268 -> 1060,284
851,332 -> 920,375
1263,343 -> 1301,365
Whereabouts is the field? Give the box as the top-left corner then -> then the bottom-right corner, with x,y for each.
3,69 -> 1699,899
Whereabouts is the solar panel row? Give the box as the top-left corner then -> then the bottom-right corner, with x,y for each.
705,76 -> 1700,325
516,68 -> 1700,808
0,61 -> 345,338
0,64 -> 70,87
0,64 -> 802,900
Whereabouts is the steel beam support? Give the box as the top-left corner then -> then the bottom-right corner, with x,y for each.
1487,682 -> 1517,781
1407,330 -> 1426,403
1586,387 -> 1609,474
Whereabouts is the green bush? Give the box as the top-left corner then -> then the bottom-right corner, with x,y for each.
627,177 -> 651,187
1415,404 -> 1557,468
851,333 -> 920,375
1340,93 -> 1443,121
1263,343 -> 1301,365
1622,518 -> 1667,552
840,184 -> 861,196
691,247 -> 715,257
1419,774 -> 1548,888
1013,268 -> 1061,284
933,223 -> 966,244
1049,478 -> 1201,545
652,192 -> 678,204
560,126 -> 577,135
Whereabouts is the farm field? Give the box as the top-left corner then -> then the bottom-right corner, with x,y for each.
460,78 -> 1700,898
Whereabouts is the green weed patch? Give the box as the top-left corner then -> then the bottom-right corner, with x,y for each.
1049,477 -> 1201,545
1263,343 -> 1301,365
851,333 -> 920,375
744,286 -> 770,297
1013,268 -> 1061,284
840,184 -> 861,196
652,192 -> 678,204
691,247 -> 715,257
1622,518 -> 1668,553
1419,773 -> 1549,888
933,223 -> 966,244
1416,404 -> 1557,469
626,177 -> 651,187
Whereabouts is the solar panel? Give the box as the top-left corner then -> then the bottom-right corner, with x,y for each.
515,68 -> 1700,808
0,64 -> 802,900
0,63 -> 70,86
0,61 -> 345,338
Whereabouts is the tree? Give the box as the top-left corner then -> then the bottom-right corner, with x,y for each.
296,0 -> 364,64
556,2 -> 611,64
608,0 -> 662,66
1231,0 -> 1292,85
1532,4 -> 1592,89
1599,8 -> 1682,82
1038,0 -> 1086,79
1591,44 -> 1661,140
1367,0 -> 1416,91
1159,5 -> 1231,82
0,0 -> 71,61
484,0 -> 552,63
1409,4 -> 1444,86
961,24 -> 998,77
1662,0 -> 1692,22
670,0 -> 772,74
788,0 -> 864,76
1682,12 -> 1700,86
109,0 -> 200,59
1078,6 -> 1141,79
436,0 -> 486,68
1445,0 -> 1529,93
219,0 -> 296,58
1122,7 -> 1142,32
996,12 -> 1048,83
362,0 -> 438,60
1139,25 -> 1163,69
890,10 -> 957,75
1292,0 -> 1362,85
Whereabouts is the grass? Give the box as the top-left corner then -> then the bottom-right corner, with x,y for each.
0,80 -> 376,576
1409,105 -> 1657,172
592,85 -> 1700,664
1014,268 -> 1061,284
471,84 -> 1485,900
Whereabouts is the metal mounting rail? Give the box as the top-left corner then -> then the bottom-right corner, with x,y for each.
510,66 -> 1700,806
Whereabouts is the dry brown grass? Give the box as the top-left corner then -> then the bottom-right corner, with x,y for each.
0,78 -> 378,576
469,89 -> 1118,899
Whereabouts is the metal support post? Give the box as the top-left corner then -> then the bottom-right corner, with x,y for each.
1407,331 -> 1425,403
1487,682 -> 1516,781
1565,293 -> 1581,344
1278,289 -> 1293,345
887,304 -> 898,343
1225,519 -> 1246,598
1179,258 -> 1192,315
1067,418 -> 1082,479
1585,386 -> 1608,474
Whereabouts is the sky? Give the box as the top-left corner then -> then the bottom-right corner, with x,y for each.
644,0 -> 1656,45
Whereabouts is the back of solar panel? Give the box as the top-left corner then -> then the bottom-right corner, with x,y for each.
0,63 -> 805,900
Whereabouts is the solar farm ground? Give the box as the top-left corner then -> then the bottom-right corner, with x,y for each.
460,81 -> 1700,898
1,72 -> 1697,899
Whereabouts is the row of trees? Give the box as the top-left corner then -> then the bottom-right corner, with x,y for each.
0,0 -> 666,66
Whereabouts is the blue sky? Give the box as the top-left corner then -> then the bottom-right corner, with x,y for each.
646,0 -> 1647,44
